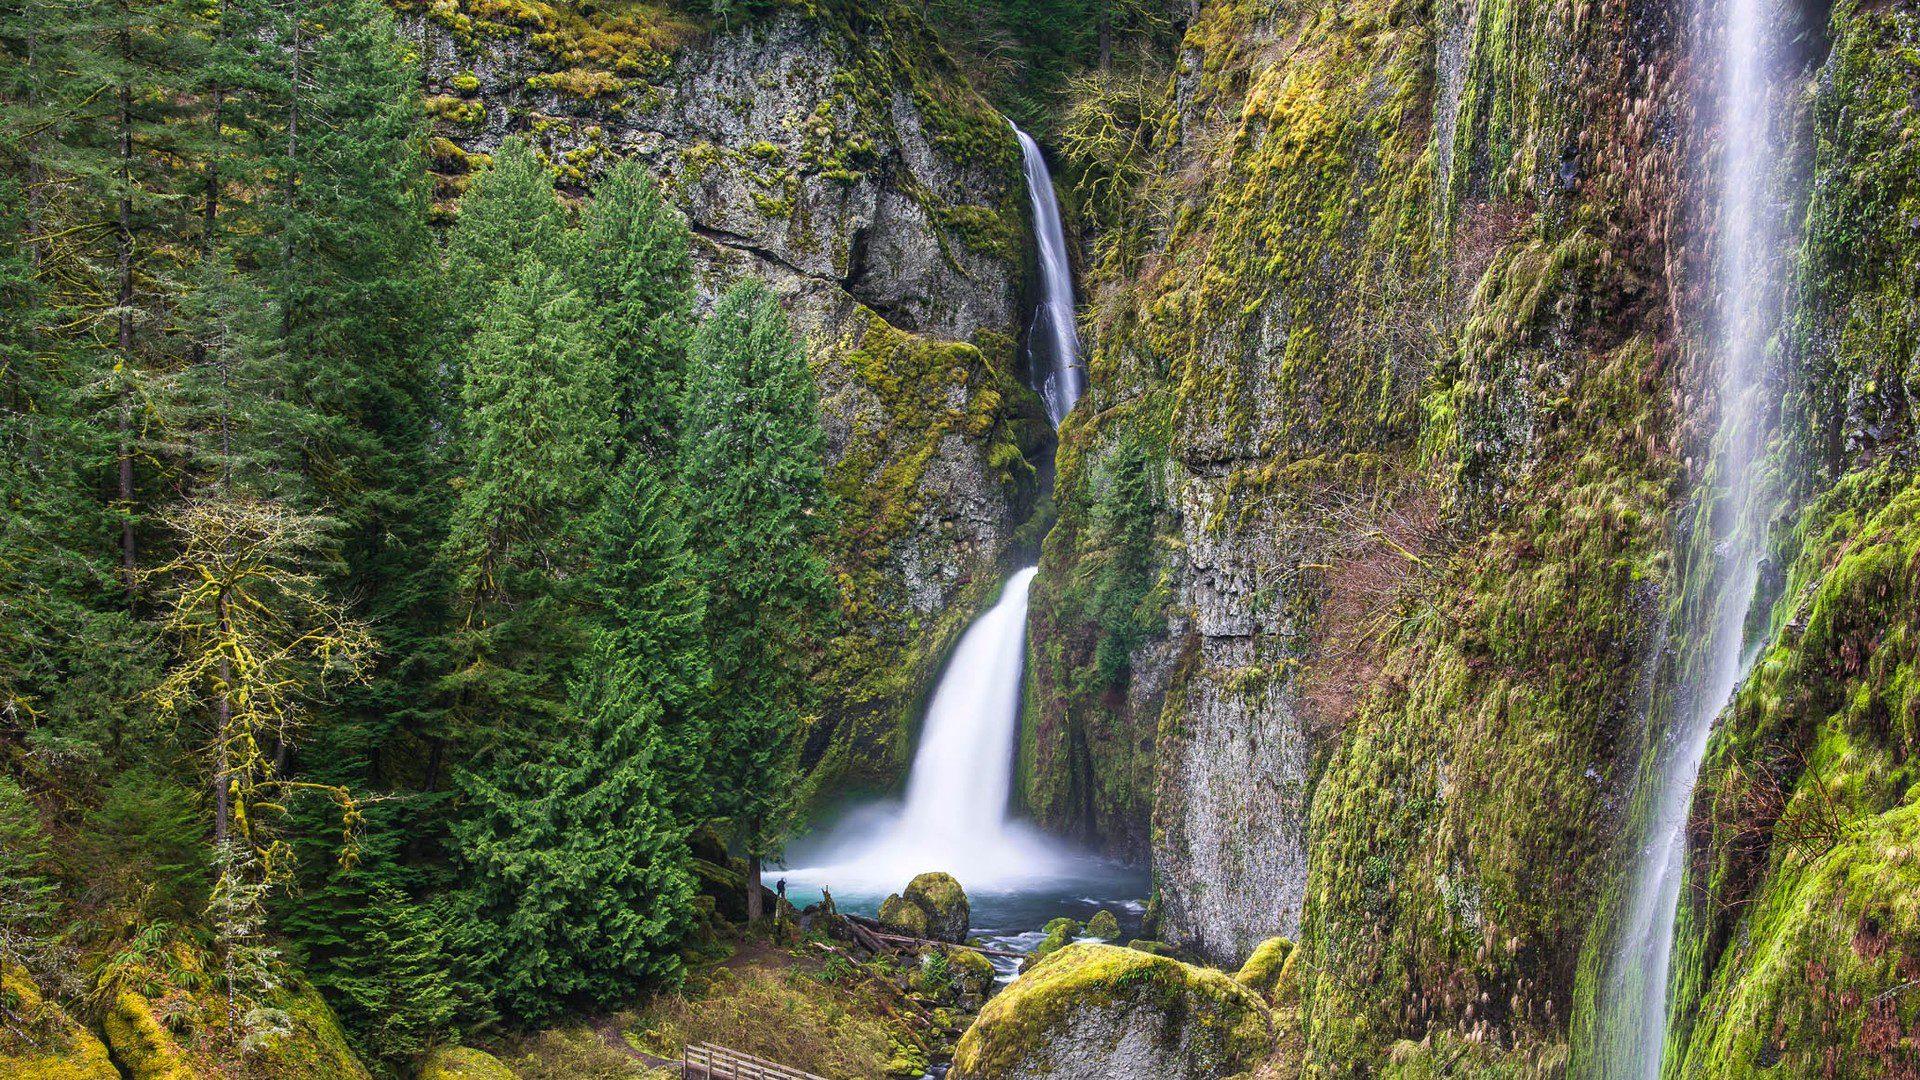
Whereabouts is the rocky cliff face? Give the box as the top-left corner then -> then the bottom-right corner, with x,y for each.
401,0 -> 1048,794
1023,0 -> 1918,1073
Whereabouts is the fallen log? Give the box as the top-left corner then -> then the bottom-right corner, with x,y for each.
805,941 -> 949,1030
841,915 -> 1027,958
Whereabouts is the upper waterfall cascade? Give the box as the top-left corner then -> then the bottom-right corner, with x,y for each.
1588,0 -> 1783,1073
1014,126 -> 1085,427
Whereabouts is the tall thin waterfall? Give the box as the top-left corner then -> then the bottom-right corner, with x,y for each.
782,568 -> 1075,891
1014,126 -> 1084,426
1591,0 -> 1780,1074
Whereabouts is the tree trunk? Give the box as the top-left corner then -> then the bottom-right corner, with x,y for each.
1099,4 -> 1112,71
116,49 -> 136,603
746,851 -> 764,926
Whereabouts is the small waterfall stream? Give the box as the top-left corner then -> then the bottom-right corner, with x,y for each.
1014,125 -> 1085,425
1590,0 -> 1782,1073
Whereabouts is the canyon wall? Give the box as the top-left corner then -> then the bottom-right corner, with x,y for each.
405,0 -> 1051,798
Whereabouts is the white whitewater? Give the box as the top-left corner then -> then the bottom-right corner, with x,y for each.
1014,126 -> 1085,426
1593,0 -> 1779,1075
782,568 -> 1080,892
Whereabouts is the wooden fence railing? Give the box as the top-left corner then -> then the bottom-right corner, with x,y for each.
682,1042 -> 832,1080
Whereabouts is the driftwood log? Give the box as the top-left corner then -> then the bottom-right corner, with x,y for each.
842,914 -> 1026,958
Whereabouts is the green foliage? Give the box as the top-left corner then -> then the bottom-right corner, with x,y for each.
443,137 -> 570,338
322,886 -> 457,1073
77,770 -> 212,924
0,775 -> 57,992
588,454 -> 711,819
439,238 -> 611,755
680,280 -> 837,871
579,160 -> 695,460
448,644 -> 694,1022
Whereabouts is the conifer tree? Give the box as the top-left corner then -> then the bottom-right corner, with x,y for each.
589,453 -> 711,817
579,160 -> 694,457
323,884 -> 458,1071
679,280 -> 837,924
444,138 -> 570,342
439,254 -> 613,751
0,775 -> 56,995
449,662 -> 693,1021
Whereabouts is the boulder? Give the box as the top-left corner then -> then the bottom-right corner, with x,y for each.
102,978 -> 371,1080
1233,936 -> 1295,996
878,872 -> 971,943
949,948 -> 998,1000
1086,910 -> 1121,940
951,944 -> 1272,1080
905,872 -> 972,943
1020,917 -> 1080,970
878,892 -> 933,938
418,1046 -> 515,1080
0,969 -> 120,1080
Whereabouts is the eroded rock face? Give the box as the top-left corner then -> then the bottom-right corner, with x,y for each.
403,4 -> 1039,793
950,944 -> 1271,1080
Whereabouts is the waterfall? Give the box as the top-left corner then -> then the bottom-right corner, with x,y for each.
782,568 -> 1078,892
1014,126 -> 1085,426
1590,0 -> 1781,1074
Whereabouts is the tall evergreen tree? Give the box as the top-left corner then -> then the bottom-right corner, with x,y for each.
589,453 -> 711,818
679,280 -> 837,924
449,659 -> 693,1022
579,160 -> 694,458
439,253 -> 613,754
443,138 -> 570,342
321,884 -> 458,1072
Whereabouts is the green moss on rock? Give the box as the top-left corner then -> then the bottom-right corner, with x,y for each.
103,991 -> 193,1080
879,893 -> 933,939
417,1045 -> 516,1080
951,944 -> 1271,1080
1233,937 -> 1294,996
949,947 -> 998,998
1087,909 -> 1121,940
904,872 -> 972,943
0,970 -> 119,1080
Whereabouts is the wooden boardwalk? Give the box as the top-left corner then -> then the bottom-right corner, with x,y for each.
682,1042 -> 831,1080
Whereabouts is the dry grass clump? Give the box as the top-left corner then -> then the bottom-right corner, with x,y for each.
625,964 -> 900,1079
494,1024 -> 659,1080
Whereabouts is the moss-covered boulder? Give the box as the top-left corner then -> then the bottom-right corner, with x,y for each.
951,944 -> 1271,1080
418,1045 -> 516,1080
103,991 -> 194,1080
1125,939 -> 1171,956
878,872 -> 971,942
0,969 -> 120,1080
1086,910 -> 1120,940
103,980 -> 371,1080
904,872 -> 971,943
949,947 -> 998,1000
1233,937 -> 1295,996
1019,917 -> 1081,970
878,892 -> 933,938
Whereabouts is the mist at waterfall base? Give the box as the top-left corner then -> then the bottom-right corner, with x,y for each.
777,569 -> 1147,954
1585,0 -> 1782,1073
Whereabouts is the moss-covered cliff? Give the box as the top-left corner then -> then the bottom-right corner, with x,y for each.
1020,0 -> 1918,1073
404,0 -> 1048,799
